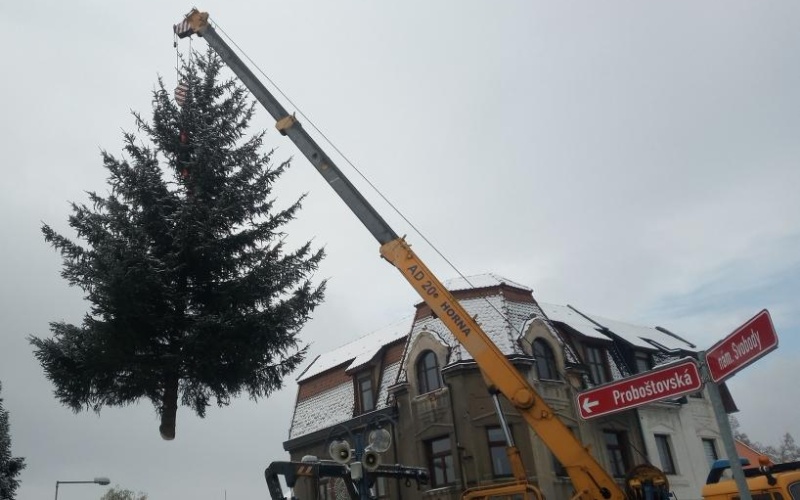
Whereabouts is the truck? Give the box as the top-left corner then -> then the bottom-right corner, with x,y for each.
702,459 -> 800,500
172,9 -> 672,500
265,460 -> 430,500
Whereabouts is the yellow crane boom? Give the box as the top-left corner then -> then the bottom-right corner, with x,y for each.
174,10 -> 668,500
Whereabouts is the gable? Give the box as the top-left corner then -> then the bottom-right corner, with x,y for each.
297,315 -> 412,382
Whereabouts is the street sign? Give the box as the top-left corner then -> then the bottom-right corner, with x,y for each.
706,309 -> 778,383
576,358 -> 702,420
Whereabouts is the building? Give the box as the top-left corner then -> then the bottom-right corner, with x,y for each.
283,275 -> 733,500
735,440 -> 767,470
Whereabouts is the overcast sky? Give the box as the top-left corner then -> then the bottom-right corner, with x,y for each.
2,1 -> 799,499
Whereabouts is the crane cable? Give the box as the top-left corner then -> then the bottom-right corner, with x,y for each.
210,19 -> 525,340
173,29 -> 194,89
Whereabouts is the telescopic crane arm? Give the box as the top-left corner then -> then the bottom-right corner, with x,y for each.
174,10 -> 640,500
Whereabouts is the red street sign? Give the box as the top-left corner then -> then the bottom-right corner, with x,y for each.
706,309 -> 778,383
576,358 -> 702,420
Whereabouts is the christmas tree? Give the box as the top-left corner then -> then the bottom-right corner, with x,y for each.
30,49 -> 326,440
0,381 -> 25,500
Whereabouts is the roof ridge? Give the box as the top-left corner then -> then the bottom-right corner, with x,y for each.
444,273 -> 532,292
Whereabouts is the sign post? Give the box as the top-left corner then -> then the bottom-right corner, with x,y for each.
702,309 -> 777,500
576,358 -> 702,420
573,309 -> 777,500
700,350 -> 753,500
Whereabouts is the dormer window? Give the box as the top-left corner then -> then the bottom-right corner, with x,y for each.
634,352 -> 652,374
416,350 -> 442,394
533,339 -> 559,380
585,346 -> 609,385
357,372 -> 374,413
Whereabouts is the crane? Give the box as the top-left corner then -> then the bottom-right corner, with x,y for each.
173,10 -> 669,500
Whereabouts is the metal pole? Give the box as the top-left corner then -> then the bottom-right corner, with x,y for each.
355,433 -> 369,500
699,351 -> 752,500
54,479 -> 109,500
490,391 -> 515,447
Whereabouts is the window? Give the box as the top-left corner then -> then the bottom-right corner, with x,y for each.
586,346 -> 608,385
789,482 -> 800,500
427,436 -> 455,487
734,494 -> 784,500
634,352 -> 652,373
487,426 -> 513,477
655,434 -> 677,475
533,339 -> 559,380
603,430 -> 631,477
417,350 -> 442,394
357,373 -> 374,413
702,438 -> 719,468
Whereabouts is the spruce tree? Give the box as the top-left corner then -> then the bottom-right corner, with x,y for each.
778,433 -> 800,462
0,382 -> 26,500
30,49 -> 326,439
100,486 -> 148,500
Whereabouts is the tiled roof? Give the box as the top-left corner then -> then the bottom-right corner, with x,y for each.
397,289 -> 540,382
538,304 -> 611,341
288,363 -> 402,440
377,362 -> 400,408
587,314 -> 694,351
539,303 -> 695,351
287,274 -> 699,441
297,315 -> 413,382
289,381 -> 354,439
443,273 -> 532,293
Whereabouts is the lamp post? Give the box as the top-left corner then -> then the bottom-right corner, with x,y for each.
326,415 -> 396,500
54,477 -> 110,500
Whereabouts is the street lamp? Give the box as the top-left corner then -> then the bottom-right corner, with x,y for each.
54,477 -> 110,500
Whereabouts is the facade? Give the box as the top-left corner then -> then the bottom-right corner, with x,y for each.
735,440 -> 766,470
283,274 -> 733,500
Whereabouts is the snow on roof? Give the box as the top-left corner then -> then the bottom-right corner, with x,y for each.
398,291 -> 540,382
540,303 -> 695,352
288,272 -> 700,440
288,361 -> 402,440
587,315 -> 694,351
521,315 -> 582,365
289,382 -> 354,439
297,315 -> 413,382
444,273 -> 532,293
298,274 -> 530,383
377,361 -> 400,407
539,303 -> 610,341
448,294 -> 535,359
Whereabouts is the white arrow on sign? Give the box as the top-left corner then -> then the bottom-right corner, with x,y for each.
581,397 -> 599,414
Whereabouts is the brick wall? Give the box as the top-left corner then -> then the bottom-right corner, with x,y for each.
297,366 -> 351,401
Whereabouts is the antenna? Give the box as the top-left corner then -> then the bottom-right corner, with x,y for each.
655,326 -> 697,348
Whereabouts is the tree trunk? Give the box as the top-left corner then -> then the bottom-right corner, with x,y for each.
159,374 -> 179,440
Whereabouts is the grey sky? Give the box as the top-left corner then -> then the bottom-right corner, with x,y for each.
2,1 -> 799,499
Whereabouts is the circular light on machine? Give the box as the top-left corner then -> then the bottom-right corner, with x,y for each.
368,428 -> 392,453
